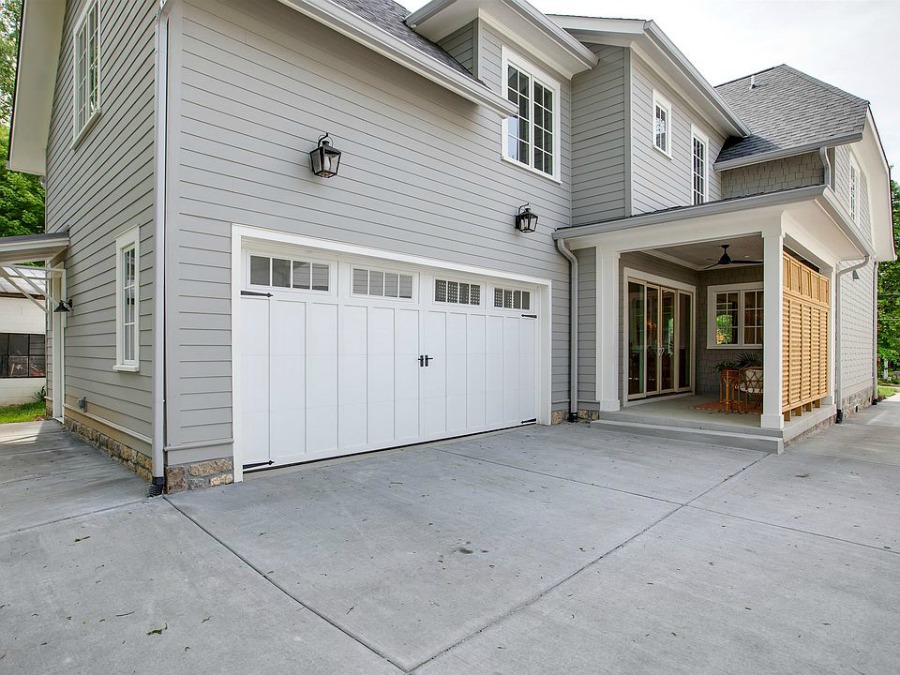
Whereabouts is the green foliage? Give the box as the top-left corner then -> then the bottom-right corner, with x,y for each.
877,180 -> 900,366
0,0 -> 19,124
0,125 -> 44,237
0,399 -> 44,424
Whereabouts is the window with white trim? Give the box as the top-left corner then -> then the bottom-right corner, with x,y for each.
73,0 -> 100,139
115,228 -> 140,371
502,49 -> 559,178
849,157 -> 860,223
652,91 -> 672,156
249,255 -> 330,291
707,284 -> 763,348
435,279 -> 481,306
691,127 -> 708,205
493,287 -> 530,311
353,268 -> 414,299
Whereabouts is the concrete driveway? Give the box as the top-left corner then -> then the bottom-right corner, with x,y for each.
2,402 -> 900,674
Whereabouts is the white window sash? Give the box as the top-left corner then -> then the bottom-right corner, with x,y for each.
73,1 -> 100,141
114,227 -> 140,371
707,283 -> 764,349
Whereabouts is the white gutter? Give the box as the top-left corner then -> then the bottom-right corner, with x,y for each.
834,255 -> 871,422
149,0 -> 173,495
714,134 -> 863,171
556,239 -> 578,421
275,0 -> 516,117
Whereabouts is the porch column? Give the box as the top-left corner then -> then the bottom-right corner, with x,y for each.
761,228 -> 784,430
597,249 -> 620,412
823,264 -> 836,406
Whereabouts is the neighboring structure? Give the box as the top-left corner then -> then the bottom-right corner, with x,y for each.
0,267 -> 47,406
4,0 -> 893,491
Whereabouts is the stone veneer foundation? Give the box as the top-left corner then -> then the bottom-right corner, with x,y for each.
64,418 -> 152,481
165,458 -> 234,493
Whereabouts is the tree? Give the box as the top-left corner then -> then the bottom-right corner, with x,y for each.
877,179 -> 900,374
0,0 -> 18,124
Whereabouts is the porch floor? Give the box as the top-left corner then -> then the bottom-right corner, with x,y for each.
592,394 -> 836,453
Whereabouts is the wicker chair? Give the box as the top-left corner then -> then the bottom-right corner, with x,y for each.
737,367 -> 763,413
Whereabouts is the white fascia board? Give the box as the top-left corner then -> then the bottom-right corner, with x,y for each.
856,109 -> 895,262
0,233 -> 70,266
9,0 -> 66,176
554,185 -> 827,243
713,134 -> 863,171
549,15 -> 748,138
275,0 -> 516,116
408,0 -> 596,79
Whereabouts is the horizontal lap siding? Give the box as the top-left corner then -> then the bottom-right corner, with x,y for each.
571,45 -> 627,225
630,56 -> 725,215
167,0 -> 572,449
574,247 -> 596,405
438,22 -> 475,75
840,262 -> 875,397
45,0 -> 156,442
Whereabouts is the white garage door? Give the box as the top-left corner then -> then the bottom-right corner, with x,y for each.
239,249 -> 539,469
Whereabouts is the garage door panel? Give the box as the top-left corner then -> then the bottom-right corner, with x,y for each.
241,297 -> 270,466
485,316 -> 504,426
503,318 -> 521,423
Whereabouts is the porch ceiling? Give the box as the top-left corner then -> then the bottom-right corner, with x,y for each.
650,235 -> 762,271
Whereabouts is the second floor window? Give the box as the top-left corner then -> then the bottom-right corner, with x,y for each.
849,158 -> 860,223
653,91 -> 672,156
692,128 -> 708,205
74,0 -> 100,139
503,50 -> 558,179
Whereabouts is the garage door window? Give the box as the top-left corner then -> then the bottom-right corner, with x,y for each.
250,255 -> 330,292
435,279 -> 481,306
494,287 -> 530,311
353,268 -> 414,299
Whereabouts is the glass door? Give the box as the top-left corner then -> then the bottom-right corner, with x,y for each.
626,279 -> 694,400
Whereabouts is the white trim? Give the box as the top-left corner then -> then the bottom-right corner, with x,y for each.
690,124 -> 709,206
706,282 -> 764,350
622,267 -> 694,293
651,89 -> 672,158
114,226 -> 140,371
72,0 -> 101,145
230,224 -> 553,484
501,46 -> 562,182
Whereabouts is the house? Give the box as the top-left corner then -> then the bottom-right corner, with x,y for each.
4,0 -> 892,492
0,266 -> 47,406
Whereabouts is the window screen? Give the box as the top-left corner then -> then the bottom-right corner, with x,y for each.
0,334 -> 45,378
353,268 -> 414,299
435,279 -> 481,306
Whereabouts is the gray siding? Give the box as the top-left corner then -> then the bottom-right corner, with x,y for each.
720,152 -> 824,199
574,247 -> 596,405
45,0 -> 156,447
166,0 -> 573,456
570,45 -> 627,225
630,55 -> 725,215
840,261 -> 876,403
833,144 -> 874,249
437,21 -> 476,75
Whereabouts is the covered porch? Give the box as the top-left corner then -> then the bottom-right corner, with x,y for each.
557,186 -> 871,450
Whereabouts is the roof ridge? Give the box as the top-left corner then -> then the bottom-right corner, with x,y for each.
714,64 -> 779,89
776,64 -> 869,107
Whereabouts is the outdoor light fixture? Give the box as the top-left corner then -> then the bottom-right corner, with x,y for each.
515,203 -> 538,233
54,299 -> 73,313
852,269 -> 861,281
309,132 -> 342,178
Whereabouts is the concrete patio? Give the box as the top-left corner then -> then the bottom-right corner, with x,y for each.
2,400 -> 899,674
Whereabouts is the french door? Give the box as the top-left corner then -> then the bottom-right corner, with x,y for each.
627,280 -> 694,400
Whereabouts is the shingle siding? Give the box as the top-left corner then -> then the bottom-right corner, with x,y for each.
45,0 -> 157,448
720,152 -> 824,199
165,0 -> 573,458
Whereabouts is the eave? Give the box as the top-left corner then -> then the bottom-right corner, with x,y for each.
9,0 -> 66,176
0,232 -> 69,266
407,0 -> 597,79
276,0 -> 516,116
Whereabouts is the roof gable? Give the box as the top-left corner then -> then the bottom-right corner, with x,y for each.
715,65 -> 869,167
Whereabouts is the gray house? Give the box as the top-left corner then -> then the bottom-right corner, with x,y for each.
5,0 -> 893,492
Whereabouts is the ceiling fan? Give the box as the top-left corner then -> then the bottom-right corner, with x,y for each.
704,244 -> 763,270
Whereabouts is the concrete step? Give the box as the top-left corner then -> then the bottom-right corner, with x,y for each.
595,410 -> 783,437
590,419 -> 784,454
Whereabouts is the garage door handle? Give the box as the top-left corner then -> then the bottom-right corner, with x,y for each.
425,355 -> 433,366
419,355 -> 434,367
241,290 -> 273,297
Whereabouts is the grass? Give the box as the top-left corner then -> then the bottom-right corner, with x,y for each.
0,400 -> 46,424
878,384 -> 900,400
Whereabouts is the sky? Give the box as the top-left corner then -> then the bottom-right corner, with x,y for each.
404,0 -> 899,172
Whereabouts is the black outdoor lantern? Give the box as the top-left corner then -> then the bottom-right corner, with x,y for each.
515,203 -> 538,233
53,299 -> 73,313
309,132 -> 342,178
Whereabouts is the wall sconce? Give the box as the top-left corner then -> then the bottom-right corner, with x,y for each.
852,270 -> 861,281
309,133 -> 342,178
54,299 -> 73,313
515,203 -> 538,233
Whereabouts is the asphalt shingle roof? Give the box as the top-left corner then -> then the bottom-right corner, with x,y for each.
329,0 -> 478,81
715,65 -> 869,164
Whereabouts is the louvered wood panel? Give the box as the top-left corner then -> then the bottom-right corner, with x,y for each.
782,254 -> 830,416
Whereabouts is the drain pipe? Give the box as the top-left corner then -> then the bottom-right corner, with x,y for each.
834,254 -> 871,423
148,1 -> 173,496
556,239 -> 578,422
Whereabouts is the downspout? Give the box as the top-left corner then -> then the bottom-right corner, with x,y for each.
556,239 -> 578,422
819,147 -> 833,189
834,254 -> 871,423
149,1 -> 173,496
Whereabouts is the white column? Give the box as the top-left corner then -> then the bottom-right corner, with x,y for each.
822,264 -> 836,405
597,249 -> 621,412
761,228 -> 784,430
